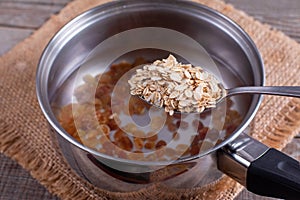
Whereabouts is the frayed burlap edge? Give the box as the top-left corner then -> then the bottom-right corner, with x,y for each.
1,0 -> 300,199
0,118 -> 243,200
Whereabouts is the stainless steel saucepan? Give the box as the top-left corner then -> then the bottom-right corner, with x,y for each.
36,0 -> 300,198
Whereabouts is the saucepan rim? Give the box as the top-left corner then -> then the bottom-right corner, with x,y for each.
36,0 -> 264,166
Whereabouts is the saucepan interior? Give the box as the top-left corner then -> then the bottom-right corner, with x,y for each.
37,0 -> 264,191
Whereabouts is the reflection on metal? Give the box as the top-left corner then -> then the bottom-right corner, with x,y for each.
217,132 -> 269,186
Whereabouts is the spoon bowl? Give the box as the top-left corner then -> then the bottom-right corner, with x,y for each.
130,56 -> 300,115
138,85 -> 300,114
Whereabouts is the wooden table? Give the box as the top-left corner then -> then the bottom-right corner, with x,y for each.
0,0 -> 299,199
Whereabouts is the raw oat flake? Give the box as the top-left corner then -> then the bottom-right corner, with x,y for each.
128,54 -> 223,115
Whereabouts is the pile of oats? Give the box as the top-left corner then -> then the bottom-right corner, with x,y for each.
128,54 -> 223,115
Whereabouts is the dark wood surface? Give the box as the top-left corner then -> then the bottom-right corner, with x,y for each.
0,0 -> 299,199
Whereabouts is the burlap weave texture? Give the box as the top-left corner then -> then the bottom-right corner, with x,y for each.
1,0 -> 300,199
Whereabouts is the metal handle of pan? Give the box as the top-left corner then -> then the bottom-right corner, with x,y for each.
217,133 -> 300,199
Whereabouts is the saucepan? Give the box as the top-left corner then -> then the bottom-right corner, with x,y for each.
36,0 -> 300,198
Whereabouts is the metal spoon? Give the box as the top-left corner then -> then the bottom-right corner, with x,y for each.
137,85 -> 300,114
130,58 -> 300,113
219,85 -> 300,103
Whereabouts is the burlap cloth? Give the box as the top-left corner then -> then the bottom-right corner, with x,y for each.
1,0 -> 300,199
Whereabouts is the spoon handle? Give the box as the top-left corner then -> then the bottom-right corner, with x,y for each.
227,86 -> 300,98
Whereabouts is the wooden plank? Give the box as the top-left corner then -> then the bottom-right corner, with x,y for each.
224,0 -> 300,43
224,0 -> 300,14
0,0 -> 71,5
0,1 -> 299,200
282,138 -> 300,160
0,2 -> 64,29
0,27 -> 32,55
